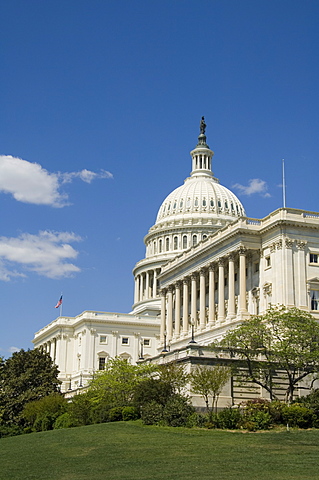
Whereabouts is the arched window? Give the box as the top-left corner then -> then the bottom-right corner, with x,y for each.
173,236 -> 178,250
186,198 -> 191,208
202,198 -> 207,207
180,199 -> 184,208
194,198 -> 199,207
210,198 -> 214,207
183,235 -> 187,249
166,237 -> 169,251
203,234 -> 207,241
192,235 -> 197,246
153,241 -> 156,254
218,199 -> 222,208
159,239 -> 162,253
173,201 -> 177,209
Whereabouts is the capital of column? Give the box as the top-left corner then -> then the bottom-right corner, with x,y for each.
174,281 -> 182,289
183,277 -> 189,286
199,268 -> 206,277
218,257 -> 225,267
228,252 -> 235,261
191,273 -> 198,281
208,263 -> 216,272
160,288 -> 167,296
237,246 -> 247,256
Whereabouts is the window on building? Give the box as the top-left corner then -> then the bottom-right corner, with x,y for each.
218,200 -> 222,208
194,198 -> 199,207
173,201 -> 177,209
203,234 -> 207,241
100,335 -> 107,344
183,235 -> 187,249
192,235 -> 197,246
202,198 -> 207,207
173,236 -> 178,250
311,290 -> 319,310
310,254 -> 318,264
99,357 -> 106,370
210,198 -> 214,207
143,339 -> 150,346
159,239 -> 162,253
265,256 -> 271,268
234,273 -> 238,282
180,199 -> 183,208
166,237 -> 169,251
122,337 -> 129,345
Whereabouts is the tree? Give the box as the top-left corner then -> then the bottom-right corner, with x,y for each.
0,349 -> 60,428
155,363 -> 189,395
189,365 -> 231,417
88,357 -> 154,408
219,306 -> 319,404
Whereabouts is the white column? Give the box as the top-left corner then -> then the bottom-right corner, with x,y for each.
111,331 -> 118,358
199,269 -> 206,330
167,286 -> 173,342
218,259 -> 225,323
145,271 -> 150,300
139,274 -> 144,301
160,289 -> 166,342
297,241 -> 308,308
191,274 -> 197,327
208,265 -> 215,326
182,279 -> 189,335
134,276 -> 139,303
152,269 -> 157,298
239,248 -> 247,315
175,282 -> 181,337
227,254 -> 236,320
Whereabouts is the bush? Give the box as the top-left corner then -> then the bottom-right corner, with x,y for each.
0,424 -> 23,438
163,395 -> 194,427
241,410 -> 272,431
54,412 -> 74,429
297,389 -> 319,424
33,414 -> 54,432
90,401 -> 111,424
69,393 -> 92,426
282,404 -> 315,428
217,407 -> 241,430
141,401 -> 164,425
108,406 -> 124,422
23,393 -> 67,430
186,412 -> 210,428
133,378 -> 173,407
122,406 -> 139,421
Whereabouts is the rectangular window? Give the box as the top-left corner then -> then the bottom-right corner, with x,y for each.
99,357 -> 106,370
100,335 -> 107,344
234,273 -> 238,282
143,339 -> 150,346
310,254 -> 318,264
311,290 -> 319,311
122,337 -> 129,345
265,256 -> 271,268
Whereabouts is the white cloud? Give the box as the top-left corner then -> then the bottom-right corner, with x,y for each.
9,346 -> 20,353
0,156 -> 113,207
0,230 -> 82,281
60,168 -> 113,184
232,178 -> 271,198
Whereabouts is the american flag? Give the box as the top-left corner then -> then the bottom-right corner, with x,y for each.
54,295 -> 63,308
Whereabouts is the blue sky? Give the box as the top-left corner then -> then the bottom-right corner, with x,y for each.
1,0 -> 319,355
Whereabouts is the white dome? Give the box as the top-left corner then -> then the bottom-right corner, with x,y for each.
156,175 -> 245,226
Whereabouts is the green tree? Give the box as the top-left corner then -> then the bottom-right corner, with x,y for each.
0,349 -> 60,427
22,393 -> 67,431
155,363 -> 189,395
88,357 -> 154,409
219,306 -> 319,404
190,365 -> 231,417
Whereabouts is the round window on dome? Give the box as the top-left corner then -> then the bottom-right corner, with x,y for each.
203,198 -> 207,207
173,201 -> 177,209
218,200 -> 222,208
195,198 -> 199,207
210,199 -> 214,207
180,199 -> 183,208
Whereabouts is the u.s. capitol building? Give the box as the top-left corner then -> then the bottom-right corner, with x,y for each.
33,119 -> 319,404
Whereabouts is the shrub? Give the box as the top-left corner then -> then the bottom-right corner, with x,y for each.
141,401 -> 164,425
241,410 -> 272,431
54,412 -> 74,429
23,393 -> 67,430
69,393 -> 92,426
186,412 -> 209,428
133,378 -> 173,407
282,404 -> 315,428
0,424 -> 23,438
90,401 -> 111,424
33,414 -> 54,432
108,406 -> 124,422
297,389 -> 319,425
163,395 -> 195,427
217,407 -> 241,430
122,406 -> 139,421
268,401 -> 285,425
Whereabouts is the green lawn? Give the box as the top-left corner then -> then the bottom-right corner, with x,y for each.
1,422 -> 319,480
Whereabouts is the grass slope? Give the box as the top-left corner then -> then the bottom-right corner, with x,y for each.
1,422 -> 319,480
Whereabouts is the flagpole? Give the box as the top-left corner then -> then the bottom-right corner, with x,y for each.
60,292 -> 63,317
282,159 -> 286,208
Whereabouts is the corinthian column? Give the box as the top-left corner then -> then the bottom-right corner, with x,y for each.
208,264 -> 215,326
182,279 -> 189,335
199,269 -> 206,330
167,286 -> 173,342
152,269 -> 158,298
191,274 -> 197,327
145,271 -> 150,300
218,259 -> 225,323
239,247 -> 247,315
175,282 -> 181,337
160,289 -> 166,342
227,253 -> 236,320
